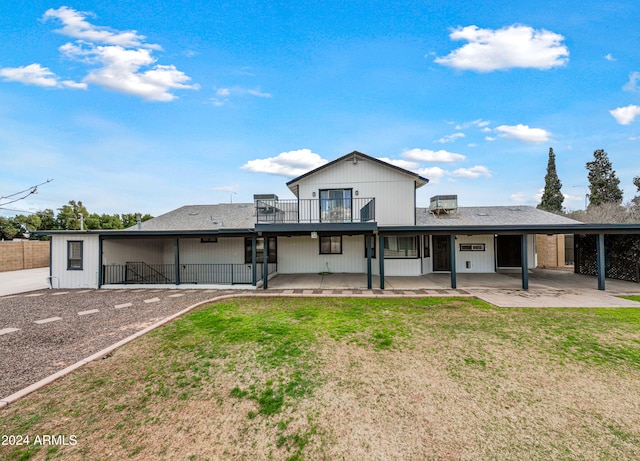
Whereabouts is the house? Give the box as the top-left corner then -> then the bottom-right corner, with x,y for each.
38,151 -> 640,291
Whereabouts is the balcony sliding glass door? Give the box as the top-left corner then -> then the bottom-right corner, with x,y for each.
320,189 -> 352,222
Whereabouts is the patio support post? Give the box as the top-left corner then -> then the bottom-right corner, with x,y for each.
251,236 -> 257,286
98,236 -> 103,288
174,238 -> 181,285
449,234 -> 457,289
262,236 -> 269,290
597,233 -> 606,290
521,234 -> 529,290
379,234 -> 385,289
366,234 -> 372,289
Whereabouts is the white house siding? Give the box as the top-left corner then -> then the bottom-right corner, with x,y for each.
178,237 -> 245,264
384,258 -> 422,276
454,235 -> 496,273
295,157 -> 417,225
103,239 -> 166,265
51,234 -> 100,289
278,235 -> 368,274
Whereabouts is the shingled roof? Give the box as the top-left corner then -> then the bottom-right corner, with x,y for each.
416,206 -> 582,227
133,204 -> 255,231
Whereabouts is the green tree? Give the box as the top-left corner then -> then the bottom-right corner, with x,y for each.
586,149 -> 623,207
537,147 -> 564,212
11,214 -> 42,238
0,217 -> 18,240
99,213 -> 123,229
56,200 -> 89,230
121,213 -> 153,228
36,209 -> 56,230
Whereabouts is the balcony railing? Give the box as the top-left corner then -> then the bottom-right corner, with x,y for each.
102,263 -> 277,285
256,197 -> 375,224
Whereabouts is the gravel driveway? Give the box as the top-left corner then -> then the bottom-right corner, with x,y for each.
0,288 -> 235,398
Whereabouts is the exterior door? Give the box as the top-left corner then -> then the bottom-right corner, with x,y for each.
496,235 -> 522,267
432,235 -> 451,271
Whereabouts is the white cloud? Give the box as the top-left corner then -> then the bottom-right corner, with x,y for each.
510,192 -> 526,203
435,132 -> 466,143
495,124 -> 551,143
376,157 -> 419,170
1,7 -> 197,102
416,167 -> 446,183
604,53 -> 616,62
623,72 -> 640,92
212,185 -> 239,193
61,43 -> 198,102
241,149 -> 328,177
435,24 -> 569,72
451,165 -> 492,178
0,63 -> 86,89
485,136 -> 496,141
246,88 -> 272,98
0,63 -> 59,87
402,148 -> 466,163
44,6 -> 159,49
609,105 -> 640,125
455,119 -> 490,130
211,86 -> 272,106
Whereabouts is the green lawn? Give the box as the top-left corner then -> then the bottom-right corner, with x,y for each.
2,297 -> 640,460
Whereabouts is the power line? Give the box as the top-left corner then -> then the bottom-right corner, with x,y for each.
0,179 -> 54,207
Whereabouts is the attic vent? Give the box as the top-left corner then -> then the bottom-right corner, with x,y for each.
430,195 -> 458,216
188,212 -> 200,216
476,212 -> 489,216
508,207 -> 523,212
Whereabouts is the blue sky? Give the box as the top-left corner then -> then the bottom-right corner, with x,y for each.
1,0 -> 639,217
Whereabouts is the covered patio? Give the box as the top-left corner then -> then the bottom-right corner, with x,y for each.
267,269 -> 640,294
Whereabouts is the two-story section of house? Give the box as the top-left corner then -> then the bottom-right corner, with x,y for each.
255,151 -> 428,283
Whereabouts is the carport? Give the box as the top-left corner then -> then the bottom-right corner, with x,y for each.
380,223 -> 640,291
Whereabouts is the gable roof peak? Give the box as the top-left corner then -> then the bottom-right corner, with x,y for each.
286,150 -> 429,192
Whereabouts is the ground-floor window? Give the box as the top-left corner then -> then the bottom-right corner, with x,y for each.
423,235 -> 430,257
67,240 -> 83,270
320,235 -> 342,254
383,235 -> 419,258
244,237 -> 277,263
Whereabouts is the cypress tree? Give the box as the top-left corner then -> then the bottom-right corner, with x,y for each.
586,149 -> 623,207
538,147 -> 564,212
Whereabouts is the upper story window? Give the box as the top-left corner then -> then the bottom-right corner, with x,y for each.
320,189 -> 352,222
67,240 -> 83,270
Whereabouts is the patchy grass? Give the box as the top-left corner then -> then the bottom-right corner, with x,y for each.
2,297 -> 640,460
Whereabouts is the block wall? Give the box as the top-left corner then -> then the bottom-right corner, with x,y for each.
0,241 -> 50,272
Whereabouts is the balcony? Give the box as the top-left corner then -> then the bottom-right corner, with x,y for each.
256,197 -> 375,224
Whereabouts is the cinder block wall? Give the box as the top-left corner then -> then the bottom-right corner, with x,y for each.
0,241 -> 50,272
536,234 -> 567,268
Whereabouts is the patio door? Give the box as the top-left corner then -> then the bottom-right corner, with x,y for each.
496,235 -> 521,268
432,235 -> 451,271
